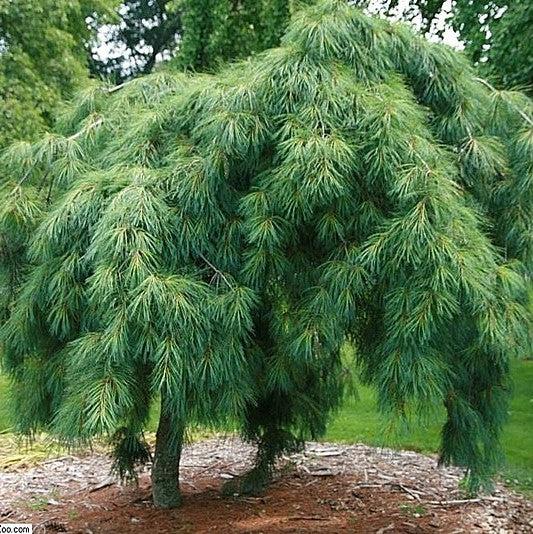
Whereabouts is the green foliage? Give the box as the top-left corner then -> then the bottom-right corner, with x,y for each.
0,0 -> 531,496
0,373 -> 10,431
0,0 -> 116,148
463,1 -> 532,92
172,0 -> 312,72
376,0 -> 533,92
2,0 -> 297,148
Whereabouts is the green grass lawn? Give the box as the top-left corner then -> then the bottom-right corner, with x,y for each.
0,361 -> 531,492
325,360 -> 533,493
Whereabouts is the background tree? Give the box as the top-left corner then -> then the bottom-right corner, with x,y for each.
374,0 -> 532,92
92,0 -> 312,77
92,0 -> 532,90
172,0 -> 312,72
0,0 -> 303,149
0,0 -> 531,509
0,0 -> 297,151
89,0 -> 182,81
0,0 -> 116,149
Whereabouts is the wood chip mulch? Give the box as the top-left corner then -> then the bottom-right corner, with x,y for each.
1,438 -> 531,533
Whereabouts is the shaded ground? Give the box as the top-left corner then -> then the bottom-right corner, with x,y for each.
1,439 -> 531,533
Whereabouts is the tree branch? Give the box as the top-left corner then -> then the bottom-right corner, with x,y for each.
198,253 -> 234,289
475,77 -> 533,126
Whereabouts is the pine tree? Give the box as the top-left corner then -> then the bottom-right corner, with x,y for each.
0,0 -> 531,508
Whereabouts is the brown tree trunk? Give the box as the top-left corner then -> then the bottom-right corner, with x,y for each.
151,397 -> 184,508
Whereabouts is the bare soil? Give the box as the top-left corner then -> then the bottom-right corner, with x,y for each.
1,438 -> 531,533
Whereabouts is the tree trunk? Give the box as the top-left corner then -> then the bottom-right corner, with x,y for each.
151,398 -> 184,508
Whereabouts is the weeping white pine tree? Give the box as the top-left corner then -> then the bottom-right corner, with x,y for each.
0,0 -> 531,508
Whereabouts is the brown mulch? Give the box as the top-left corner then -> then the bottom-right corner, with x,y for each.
0,438 -> 531,533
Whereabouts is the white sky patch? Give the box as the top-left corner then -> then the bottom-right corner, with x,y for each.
367,0 -> 463,49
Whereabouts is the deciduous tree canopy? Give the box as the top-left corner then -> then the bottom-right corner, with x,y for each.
90,0 -> 533,90
90,0 -> 312,80
0,0 -> 116,148
89,0 -> 181,80
0,0 -> 531,508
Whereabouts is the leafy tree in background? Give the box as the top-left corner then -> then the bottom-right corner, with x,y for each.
173,0 -> 312,72
9,0 -> 525,127
87,0 -> 533,89
465,0 -> 532,91
375,0 -> 533,92
92,0 -> 311,79
0,0 -> 531,509
89,0 -> 182,81
0,0 -> 116,149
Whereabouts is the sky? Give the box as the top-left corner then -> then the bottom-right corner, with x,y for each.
367,0 -> 463,48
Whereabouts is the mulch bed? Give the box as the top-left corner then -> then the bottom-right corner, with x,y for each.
1,438 -> 531,533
